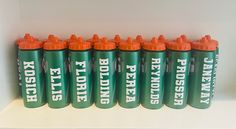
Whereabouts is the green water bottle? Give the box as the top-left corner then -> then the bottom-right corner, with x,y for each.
93,37 -> 116,108
188,37 -> 217,109
141,36 -> 166,109
19,35 -> 46,108
164,37 -> 191,109
68,35 -> 93,108
17,34 -> 39,97
43,35 -> 69,108
118,37 -> 141,108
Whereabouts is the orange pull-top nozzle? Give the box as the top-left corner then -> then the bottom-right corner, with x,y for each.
119,37 -> 140,51
143,37 -> 166,51
18,34 -> 42,50
191,36 -> 217,51
43,34 -> 67,50
166,36 -> 191,51
68,35 -> 91,50
94,37 -> 116,50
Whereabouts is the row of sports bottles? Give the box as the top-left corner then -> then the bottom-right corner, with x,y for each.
16,33 -> 219,109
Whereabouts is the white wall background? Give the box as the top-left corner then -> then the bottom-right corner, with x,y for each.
0,0 -> 20,110
1,0 -> 236,109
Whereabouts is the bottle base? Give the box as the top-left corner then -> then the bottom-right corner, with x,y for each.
118,103 -> 140,109
24,102 -> 46,108
47,103 -> 70,109
141,103 -> 164,109
95,102 -> 117,109
165,104 -> 187,109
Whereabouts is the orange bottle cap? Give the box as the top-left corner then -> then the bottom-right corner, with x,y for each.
94,37 -> 116,50
143,37 -> 166,51
119,37 -> 141,51
111,34 -> 123,47
64,34 -> 76,47
180,34 -> 193,45
69,36 -> 91,50
205,35 -> 219,47
87,34 -> 100,45
180,35 -> 188,42
158,35 -> 166,42
16,33 -> 39,46
16,33 -> 30,45
192,37 -> 217,51
180,34 -> 193,46
158,35 -> 170,46
167,37 -> 191,51
66,34 -> 77,43
19,34 -> 42,50
135,35 -> 145,46
43,35 -> 67,50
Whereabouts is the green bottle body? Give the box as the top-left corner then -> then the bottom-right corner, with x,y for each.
16,45 -> 22,96
44,50 -> 69,108
69,50 -> 93,108
188,50 -> 215,109
94,50 -> 116,108
141,50 -> 166,109
118,50 -> 141,108
19,49 -> 46,108
212,47 -> 219,98
164,50 -> 190,109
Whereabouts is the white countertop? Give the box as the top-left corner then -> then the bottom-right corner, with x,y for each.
0,99 -> 235,129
